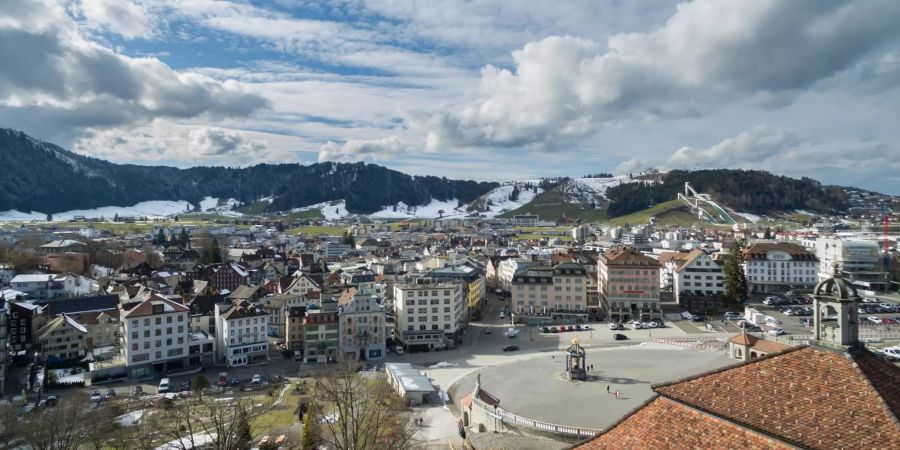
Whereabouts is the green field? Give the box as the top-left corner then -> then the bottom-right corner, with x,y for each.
287,225 -> 346,235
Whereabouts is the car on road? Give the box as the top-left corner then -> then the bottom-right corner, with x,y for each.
574,324 -> 583,331
180,381 -> 191,392
251,374 -> 262,385
105,388 -> 117,399
630,321 -> 643,330
394,346 -> 404,355
484,328 -> 492,334
608,322 -> 623,330
502,345 -> 520,352
217,373 -> 228,388
231,376 -> 240,386
294,350 -> 303,361
767,327 -> 785,336
550,327 -> 559,333
131,386 -> 143,397
89,389 -> 102,404
499,311 -> 506,319
882,346 -> 900,361
862,297 -> 879,303
867,316 -> 883,324
158,378 -> 170,394
541,326 -> 550,333
689,314 -> 705,322
800,318 -> 813,327
613,333 -> 628,340
724,312 -> 742,321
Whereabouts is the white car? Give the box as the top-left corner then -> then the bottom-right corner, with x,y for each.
767,327 -> 785,336
882,347 -> 900,361
862,297 -> 879,303
499,311 -> 506,319
394,346 -> 404,355
867,316 -> 883,324
251,374 -> 262,385
630,321 -> 643,330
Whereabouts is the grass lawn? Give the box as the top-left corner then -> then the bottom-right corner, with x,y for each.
516,233 -> 573,242
498,185 -> 609,223
252,383 -> 309,434
287,225 -> 346,236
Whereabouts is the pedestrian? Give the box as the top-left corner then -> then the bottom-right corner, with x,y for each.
606,385 -> 610,394
615,390 -> 620,399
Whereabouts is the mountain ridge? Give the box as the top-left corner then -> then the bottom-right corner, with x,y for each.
0,128 -> 498,215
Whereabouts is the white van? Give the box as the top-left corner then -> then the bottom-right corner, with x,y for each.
158,378 -> 170,393
499,311 -> 506,319
764,316 -> 782,327
506,328 -> 519,338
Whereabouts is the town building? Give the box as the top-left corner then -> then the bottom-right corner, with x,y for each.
598,246 -> 662,322
214,300 -> 269,367
814,237 -> 889,292
337,288 -> 386,362
393,278 -> 465,350
429,263 -> 485,321
208,262 -> 251,292
120,295 -> 192,376
497,258 -> 534,292
7,300 -> 45,351
742,242 -> 818,294
510,262 -> 589,323
660,249 -> 726,313
36,314 -> 88,362
8,274 -> 95,299
0,302 -> 7,394
303,301 -> 339,363
285,306 -> 306,351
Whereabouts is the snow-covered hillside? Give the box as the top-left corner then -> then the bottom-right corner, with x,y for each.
463,182 -> 542,217
292,200 -> 349,220
370,199 -> 463,219
197,196 -> 243,216
564,176 -> 634,203
0,200 -> 194,222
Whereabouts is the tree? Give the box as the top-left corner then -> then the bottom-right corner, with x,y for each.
509,185 -> 520,202
46,213 -> 53,222
156,228 -> 167,246
178,228 -> 190,248
342,231 -> 355,245
234,407 -> 253,450
192,373 -> 210,393
311,363 -> 420,450
113,213 -> 119,222
203,237 -> 222,264
301,403 -> 321,450
723,241 -> 749,311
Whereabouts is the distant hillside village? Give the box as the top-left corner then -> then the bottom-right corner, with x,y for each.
0,209 -> 896,394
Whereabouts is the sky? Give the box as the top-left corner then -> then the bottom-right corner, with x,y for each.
1,0 -> 899,193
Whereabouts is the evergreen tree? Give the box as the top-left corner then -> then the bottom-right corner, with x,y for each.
300,404 -> 320,450
233,407 -> 253,450
155,229 -> 166,246
178,229 -> 190,248
207,238 -> 222,264
248,231 -> 255,242
509,185 -> 520,202
113,213 -> 119,222
341,231 -> 355,245
46,213 -> 53,222
723,242 -> 748,310
191,373 -> 209,393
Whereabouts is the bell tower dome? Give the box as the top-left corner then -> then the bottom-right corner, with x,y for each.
810,275 -> 861,352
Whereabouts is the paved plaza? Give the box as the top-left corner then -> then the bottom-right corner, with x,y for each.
450,343 -> 733,429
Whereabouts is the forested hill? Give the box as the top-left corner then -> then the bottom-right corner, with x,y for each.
605,169 -> 849,217
0,129 -> 497,215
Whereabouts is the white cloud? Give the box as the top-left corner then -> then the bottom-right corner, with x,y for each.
666,127 -> 800,169
188,127 -> 265,157
318,136 -> 417,162
0,0 -> 268,138
425,0 -> 900,150
76,0 -> 157,40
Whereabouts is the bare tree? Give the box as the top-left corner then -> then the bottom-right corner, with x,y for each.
16,401 -> 97,450
311,363 -> 421,450
155,395 -> 264,450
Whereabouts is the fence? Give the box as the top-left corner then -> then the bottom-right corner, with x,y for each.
652,336 -> 727,350
473,397 -> 601,438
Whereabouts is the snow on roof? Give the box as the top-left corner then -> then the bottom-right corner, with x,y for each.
39,239 -> 85,248
63,314 -> 88,333
2,288 -> 28,301
10,274 -> 54,283
230,262 -> 249,277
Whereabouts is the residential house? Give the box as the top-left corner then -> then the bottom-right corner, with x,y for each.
285,306 -> 307,351
36,314 -> 88,362
662,249 -> 726,313
208,262 -> 251,292
303,301 -> 339,363
7,300 -> 46,351
215,300 -> 269,367
338,288 -> 386,362
9,273 -> 95,299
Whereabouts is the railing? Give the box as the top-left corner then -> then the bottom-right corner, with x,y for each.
473,397 -> 600,438
652,336 -> 727,349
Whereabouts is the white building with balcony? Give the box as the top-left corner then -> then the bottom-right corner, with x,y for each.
215,300 -> 269,367
393,278 -> 465,350
119,295 -> 191,377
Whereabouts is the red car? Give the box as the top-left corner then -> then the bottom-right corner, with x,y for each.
559,326 -> 567,332
217,374 -> 228,388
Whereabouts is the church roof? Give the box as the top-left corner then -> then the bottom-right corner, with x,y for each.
574,345 -> 900,450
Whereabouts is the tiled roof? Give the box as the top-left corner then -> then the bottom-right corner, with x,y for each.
572,396 -> 792,450
120,295 -> 190,318
653,346 -> 900,449
600,246 -> 660,267
727,333 -> 790,354
742,242 -> 817,262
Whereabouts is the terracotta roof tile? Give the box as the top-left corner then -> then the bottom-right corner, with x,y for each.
573,396 -> 792,450
653,346 -> 900,449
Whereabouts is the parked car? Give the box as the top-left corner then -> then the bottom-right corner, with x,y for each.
882,346 -> 900,361
158,378 -> 170,394
131,386 -> 144,397
647,321 -> 660,328
105,388 -> 117,398
574,324 -> 583,331
230,376 -> 240,386
767,327 -> 785,336
251,374 -> 262,385
867,316 -> 883,325
559,326 -> 568,332
882,318 -> 895,325
179,381 -> 191,392
862,297 -> 879,303
541,326 -> 550,333
690,314 -> 705,322
502,345 -> 520,352
217,373 -> 228,388
550,327 -> 559,333
630,321 -> 643,330
89,389 -> 102,404
613,333 -> 628,340
394,345 -> 405,355
800,318 -> 813,327
293,350 -> 303,361
608,323 -> 622,330
267,330 -> 277,337
484,328 -> 492,334
724,312 -> 742,320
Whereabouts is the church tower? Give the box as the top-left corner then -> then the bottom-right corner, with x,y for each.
810,275 -> 861,352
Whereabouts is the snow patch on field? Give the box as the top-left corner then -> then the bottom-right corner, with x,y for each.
370,198 -> 462,219
566,176 -> 633,200
468,183 -> 542,217
292,200 -> 349,220
197,197 -> 242,216
734,211 -> 761,223
0,210 -> 45,221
